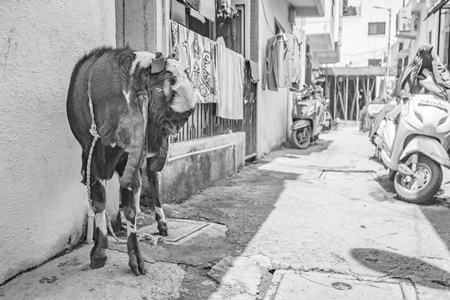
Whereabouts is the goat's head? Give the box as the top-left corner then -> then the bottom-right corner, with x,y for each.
143,57 -> 196,145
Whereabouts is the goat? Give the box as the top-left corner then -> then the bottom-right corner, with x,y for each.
66,47 -> 195,275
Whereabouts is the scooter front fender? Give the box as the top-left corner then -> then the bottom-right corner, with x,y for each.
400,136 -> 450,168
291,119 -> 310,130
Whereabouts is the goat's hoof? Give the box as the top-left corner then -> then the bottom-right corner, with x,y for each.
90,253 -> 107,269
129,260 -> 146,276
157,221 -> 168,236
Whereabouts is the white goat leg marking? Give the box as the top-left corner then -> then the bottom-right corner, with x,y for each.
146,152 -> 157,158
155,206 -> 166,223
126,219 -> 136,237
95,210 -> 107,236
126,188 -> 142,238
135,187 -> 142,216
122,90 -> 131,105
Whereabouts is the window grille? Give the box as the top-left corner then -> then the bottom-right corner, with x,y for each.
368,59 -> 382,66
368,22 -> 386,35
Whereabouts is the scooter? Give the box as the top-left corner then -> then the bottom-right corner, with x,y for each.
372,88 -> 450,204
290,87 -> 326,149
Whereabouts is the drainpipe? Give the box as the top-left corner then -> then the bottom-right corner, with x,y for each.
168,143 -> 237,173
85,143 -> 238,243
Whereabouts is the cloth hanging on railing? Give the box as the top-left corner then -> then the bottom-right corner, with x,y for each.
216,43 -> 245,119
170,21 -> 218,103
247,59 -> 259,83
262,33 -> 301,91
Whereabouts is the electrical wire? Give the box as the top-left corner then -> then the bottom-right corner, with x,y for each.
340,48 -> 386,56
261,0 -> 275,36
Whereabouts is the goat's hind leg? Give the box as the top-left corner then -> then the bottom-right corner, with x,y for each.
90,178 -> 108,269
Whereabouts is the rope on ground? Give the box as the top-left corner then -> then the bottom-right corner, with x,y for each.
105,210 -> 127,244
138,233 -> 166,245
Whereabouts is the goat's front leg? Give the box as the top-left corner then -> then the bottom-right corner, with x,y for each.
90,178 -> 108,269
121,180 -> 146,276
119,92 -> 148,190
146,166 -> 168,236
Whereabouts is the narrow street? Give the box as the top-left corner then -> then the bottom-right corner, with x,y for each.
3,125 -> 450,299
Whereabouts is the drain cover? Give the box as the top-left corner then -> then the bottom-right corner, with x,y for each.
320,170 -> 376,180
264,271 -> 417,300
137,219 -> 224,245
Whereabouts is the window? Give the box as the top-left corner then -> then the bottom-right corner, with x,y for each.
368,22 -> 386,35
332,0 -> 335,17
216,5 -> 245,55
368,59 -> 382,66
398,42 -> 403,52
343,0 -> 361,16
403,56 -> 409,67
171,0 -> 246,55
397,58 -> 402,77
428,31 -> 432,44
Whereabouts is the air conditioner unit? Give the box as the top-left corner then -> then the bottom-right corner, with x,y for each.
411,13 -> 419,32
397,7 -> 412,32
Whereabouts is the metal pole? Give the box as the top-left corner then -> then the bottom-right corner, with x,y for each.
345,77 -> 348,121
438,8 -> 442,54
334,76 -> 337,119
387,8 -> 391,98
356,77 -> 360,121
374,6 -> 392,98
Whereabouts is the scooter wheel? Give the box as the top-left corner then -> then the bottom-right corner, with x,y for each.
394,155 -> 442,204
290,126 -> 311,149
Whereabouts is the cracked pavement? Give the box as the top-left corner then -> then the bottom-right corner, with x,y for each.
2,125 -> 450,299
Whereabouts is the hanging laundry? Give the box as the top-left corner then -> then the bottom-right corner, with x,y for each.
170,21 -> 218,103
216,44 -> 245,119
285,34 -> 302,90
170,0 -> 187,26
199,0 -> 216,21
262,33 -> 301,90
262,37 -> 277,91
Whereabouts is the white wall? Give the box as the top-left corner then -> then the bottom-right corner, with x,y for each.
257,0 -> 291,156
0,0 -> 116,284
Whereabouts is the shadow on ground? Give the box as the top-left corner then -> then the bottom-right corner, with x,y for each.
112,165 -> 297,300
282,138 -> 333,156
351,248 -> 450,289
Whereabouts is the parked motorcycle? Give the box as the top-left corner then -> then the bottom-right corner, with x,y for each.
290,86 -> 326,149
371,44 -> 450,204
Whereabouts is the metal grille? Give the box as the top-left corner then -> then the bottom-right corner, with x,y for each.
368,22 -> 386,35
171,62 -> 257,158
170,103 -> 243,143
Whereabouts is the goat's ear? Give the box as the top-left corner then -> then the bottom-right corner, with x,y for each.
151,53 -> 166,74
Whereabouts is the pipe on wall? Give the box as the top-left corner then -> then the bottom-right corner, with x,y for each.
85,143 -> 237,243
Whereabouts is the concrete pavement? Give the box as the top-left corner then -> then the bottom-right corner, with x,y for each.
2,125 -> 450,299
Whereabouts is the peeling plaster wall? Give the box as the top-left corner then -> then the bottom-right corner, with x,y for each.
0,0 -> 116,284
